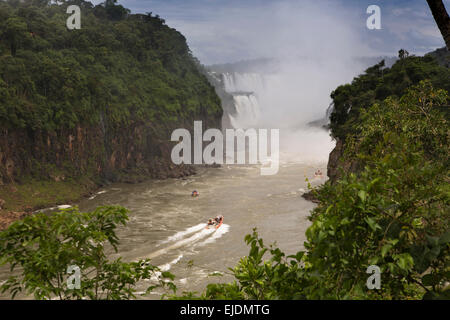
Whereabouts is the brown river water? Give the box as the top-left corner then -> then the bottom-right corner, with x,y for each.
0,129 -> 334,299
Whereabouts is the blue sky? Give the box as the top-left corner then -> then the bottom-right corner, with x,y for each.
97,0 -> 449,64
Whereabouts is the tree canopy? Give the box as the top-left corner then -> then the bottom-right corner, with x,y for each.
329,51 -> 450,140
0,0 -> 221,131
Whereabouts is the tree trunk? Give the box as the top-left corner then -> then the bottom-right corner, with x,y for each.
426,0 -> 450,50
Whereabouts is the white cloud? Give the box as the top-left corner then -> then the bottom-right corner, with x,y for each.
108,0 -> 447,64
137,0 -> 374,64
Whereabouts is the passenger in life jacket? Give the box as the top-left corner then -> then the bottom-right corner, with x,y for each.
314,169 -> 323,176
207,218 -> 215,226
192,190 -> 199,197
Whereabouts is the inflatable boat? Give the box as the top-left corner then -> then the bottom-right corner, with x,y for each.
206,216 -> 224,230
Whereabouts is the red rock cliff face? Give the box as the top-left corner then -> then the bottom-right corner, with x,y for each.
0,115 -> 222,185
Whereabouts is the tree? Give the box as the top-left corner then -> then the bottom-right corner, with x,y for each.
398,49 -> 409,59
0,206 -> 175,300
104,0 -> 130,20
426,0 -> 450,50
3,17 -> 28,56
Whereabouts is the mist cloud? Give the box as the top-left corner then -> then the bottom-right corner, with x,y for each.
114,0 -> 447,64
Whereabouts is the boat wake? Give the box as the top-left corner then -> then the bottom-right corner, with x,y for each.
195,223 -> 230,247
141,223 -> 230,261
158,223 -> 207,246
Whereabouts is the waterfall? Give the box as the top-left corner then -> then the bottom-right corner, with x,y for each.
222,73 -> 264,129
222,72 -> 265,94
229,94 -> 261,129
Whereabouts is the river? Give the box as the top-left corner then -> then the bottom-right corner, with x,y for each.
0,127 -> 333,299
76,159 -> 327,298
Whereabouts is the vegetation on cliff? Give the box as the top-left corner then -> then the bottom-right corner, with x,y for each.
0,0 -> 222,214
329,51 -> 450,141
0,0 -> 220,131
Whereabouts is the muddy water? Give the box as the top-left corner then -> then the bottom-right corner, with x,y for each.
72,160 -> 328,298
0,153 -> 330,299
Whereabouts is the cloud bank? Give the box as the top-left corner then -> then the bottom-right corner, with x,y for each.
110,0 -> 448,64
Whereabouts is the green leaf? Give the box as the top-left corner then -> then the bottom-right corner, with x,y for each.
365,217 -> 381,232
358,190 -> 367,203
394,253 -> 414,271
381,244 -> 392,258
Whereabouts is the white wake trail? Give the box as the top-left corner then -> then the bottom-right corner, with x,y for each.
141,225 -> 215,260
158,223 -> 206,246
195,224 -> 230,247
141,223 -> 230,261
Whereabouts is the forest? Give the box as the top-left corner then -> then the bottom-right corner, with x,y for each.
0,0 -> 222,215
0,0 -> 221,131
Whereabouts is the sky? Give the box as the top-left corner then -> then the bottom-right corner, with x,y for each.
93,0 -> 450,65
87,0 -> 449,160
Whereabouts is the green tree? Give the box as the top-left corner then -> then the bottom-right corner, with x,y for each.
103,0 -> 130,21
3,17 -> 28,56
0,206 -> 175,300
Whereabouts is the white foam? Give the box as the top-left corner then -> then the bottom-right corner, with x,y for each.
146,254 -> 183,282
159,223 -> 206,246
159,254 -> 183,272
143,225 -> 215,260
173,227 -> 215,248
196,224 -> 230,247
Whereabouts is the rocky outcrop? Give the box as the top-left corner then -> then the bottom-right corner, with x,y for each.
327,139 -> 344,182
327,139 -> 361,183
301,190 -> 320,203
0,115 -> 221,185
0,114 -> 222,228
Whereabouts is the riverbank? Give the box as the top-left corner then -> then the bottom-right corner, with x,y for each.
0,176 -> 94,230
0,163 -> 198,230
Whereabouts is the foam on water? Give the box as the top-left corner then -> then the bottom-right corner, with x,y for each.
158,223 -> 206,246
142,226 -> 213,260
159,254 -> 183,272
146,254 -> 184,283
195,224 -> 230,247
142,223 -> 230,261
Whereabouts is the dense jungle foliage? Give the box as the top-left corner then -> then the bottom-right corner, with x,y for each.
0,0 -> 221,130
0,206 -> 176,299
329,50 -> 450,140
